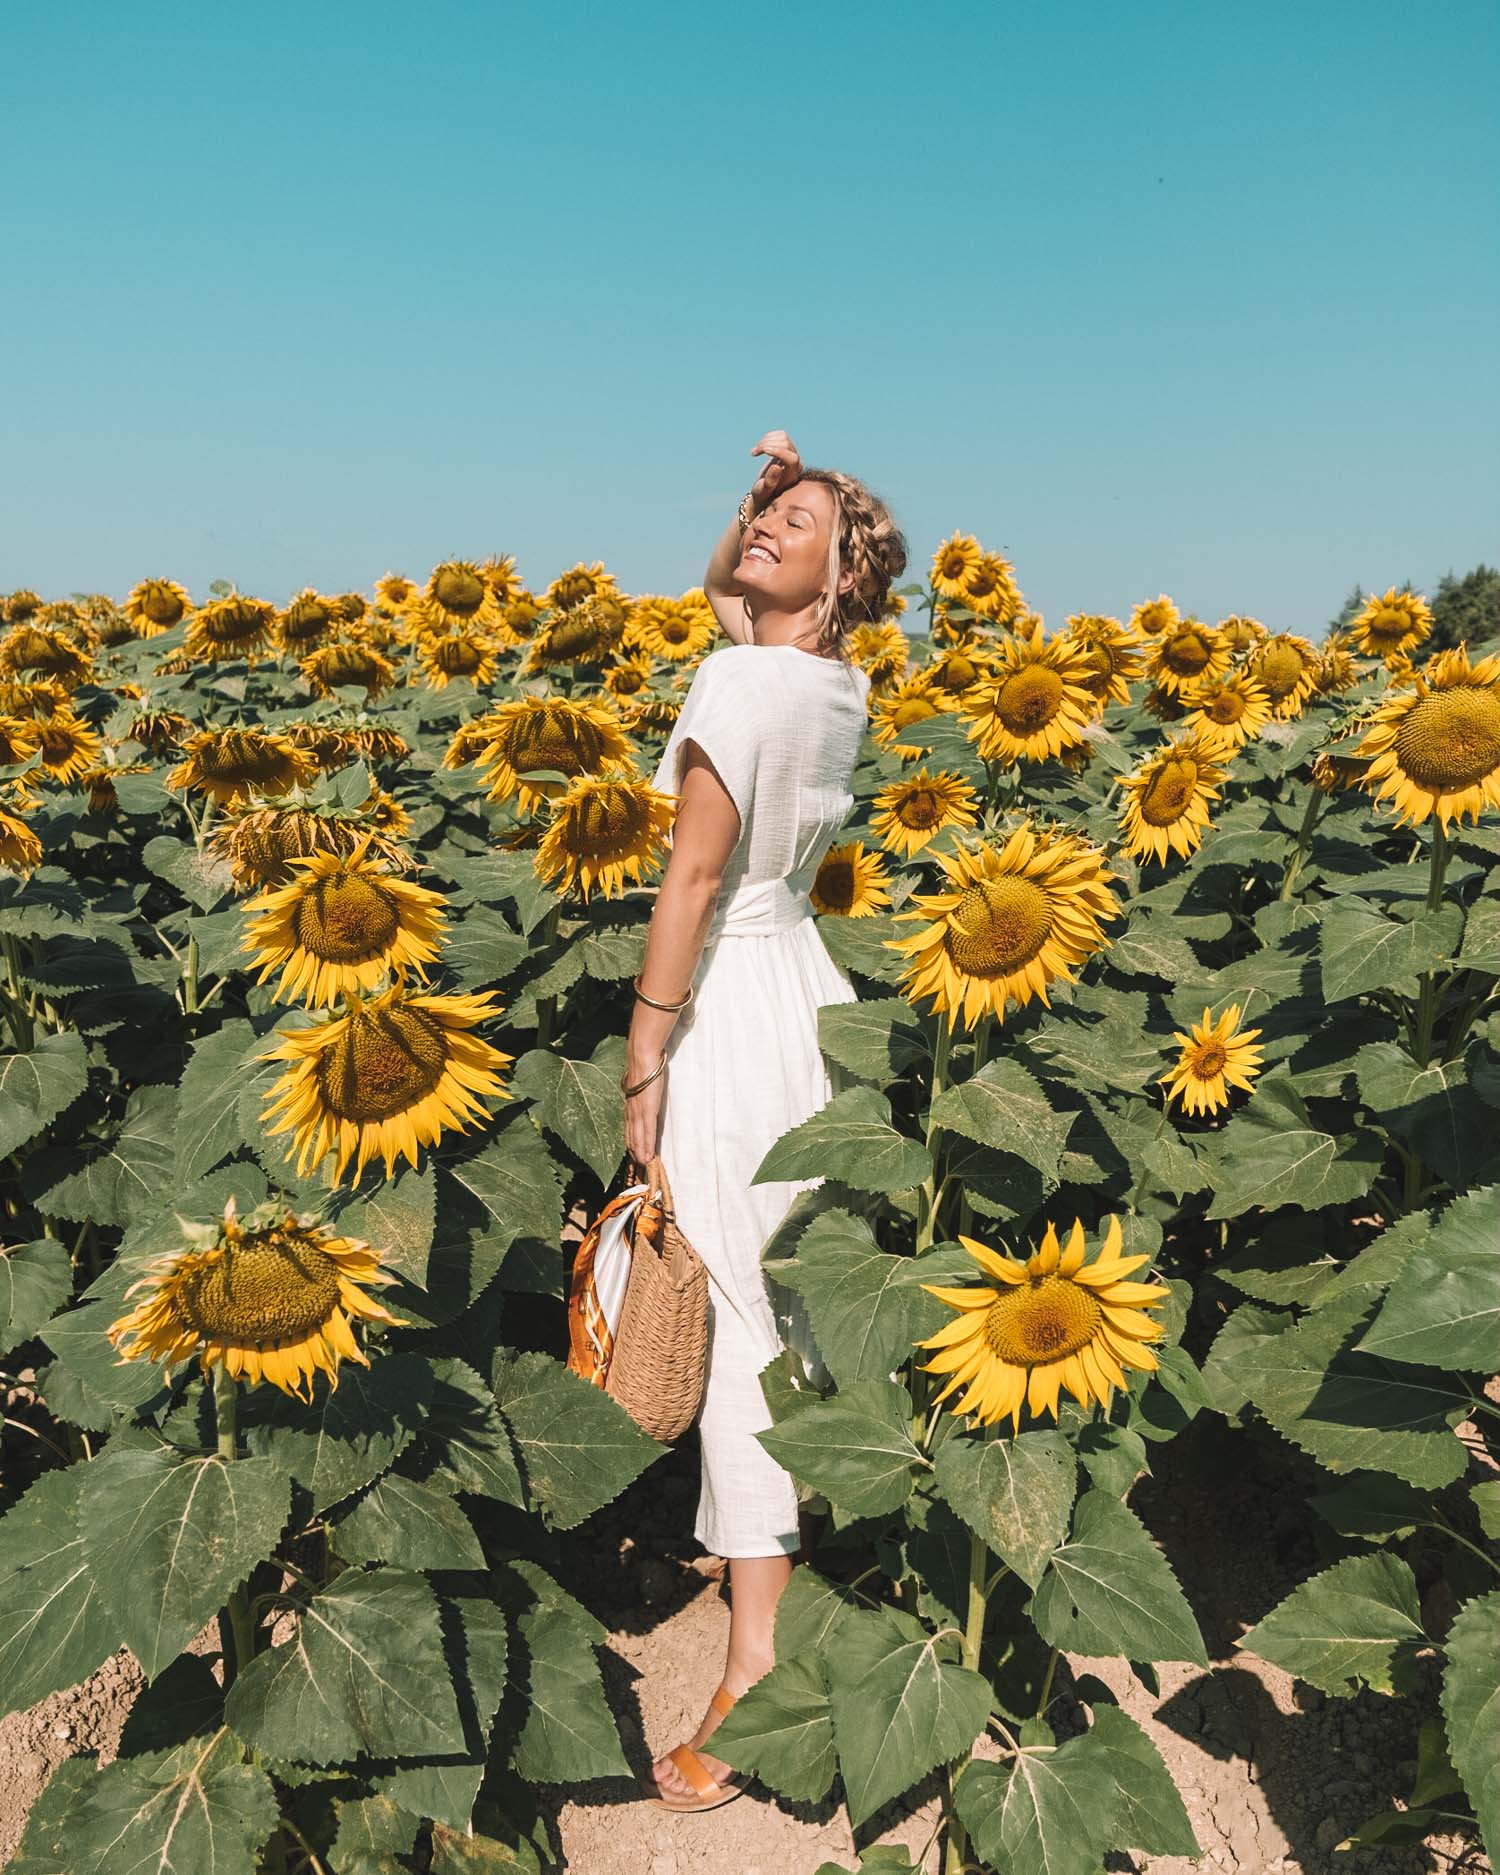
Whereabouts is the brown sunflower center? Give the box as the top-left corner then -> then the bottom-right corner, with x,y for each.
898,787 -> 942,830
984,1274 -> 1102,1365
1393,688 -> 1500,789
141,585 -> 187,626
995,667 -> 1065,734
1139,756 -> 1201,826
1162,630 -> 1211,674
939,549 -> 970,579
938,656 -> 978,689
945,876 -> 1053,978
1206,690 -> 1246,725
894,697 -> 940,728
201,735 -> 288,782
816,859 -> 856,911
1257,643 -> 1306,700
1366,608 -> 1416,650
203,603 -> 266,644
435,636 -> 484,674
507,712 -> 594,775
433,566 -> 487,616
315,1002 -> 450,1123
1190,1041 -> 1228,1078
175,1231 -> 341,1342
293,871 -> 401,961
562,786 -> 651,857
612,666 -> 646,694
662,617 -> 691,644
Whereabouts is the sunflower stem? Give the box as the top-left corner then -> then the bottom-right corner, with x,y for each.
1035,1645 -> 1060,1720
1409,822 -> 1452,1082
909,1020 -> 953,1442
214,1368 -> 257,1685
942,1421 -> 999,1875
1276,786 -> 1325,902
1,934 -> 34,1051
535,902 -> 564,1049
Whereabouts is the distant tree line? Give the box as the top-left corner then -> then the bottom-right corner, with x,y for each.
1328,564 -> 1500,655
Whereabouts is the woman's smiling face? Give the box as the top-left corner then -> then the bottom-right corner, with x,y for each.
737,481 -> 849,610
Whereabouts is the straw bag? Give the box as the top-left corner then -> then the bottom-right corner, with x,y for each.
565,1153 -> 708,1443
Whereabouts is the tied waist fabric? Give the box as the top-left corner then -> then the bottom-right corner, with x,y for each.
705,872 -> 817,941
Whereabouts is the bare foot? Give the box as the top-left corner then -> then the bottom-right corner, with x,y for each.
649,1661 -> 773,1800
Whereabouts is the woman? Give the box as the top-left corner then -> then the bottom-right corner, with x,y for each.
624,430 -> 907,1810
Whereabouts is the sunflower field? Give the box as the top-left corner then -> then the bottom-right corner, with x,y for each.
0,548 -> 1497,1874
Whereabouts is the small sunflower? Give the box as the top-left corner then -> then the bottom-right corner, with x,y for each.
1141,684 -> 1188,724
259,981 -> 515,1184
476,695 -> 637,815
481,554 -> 523,605
168,727 -> 321,806
443,714 -> 508,772
1310,748 -> 1370,795
285,722 -> 359,772
125,578 -> 194,635
34,712 -> 104,785
276,590 -> 337,655
419,560 -> 500,634
0,625 -> 93,691
885,823 -> 1122,1032
525,594 -> 631,673
331,594 -> 367,627
242,833 -> 448,1005
962,551 -> 1025,625
870,678 -> 951,762
544,560 -> 618,615
628,595 -> 716,663
187,595 -> 278,663
0,716 -> 40,766
847,620 -> 912,691
1217,614 -> 1266,655
1314,643 -> 1361,694
869,768 -> 981,859
1356,645 -> 1500,829
1161,1005 -> 1264,1116
107,1194 -> 405,1402
960,627 -> 1099,766
124,708 -> 195,756
414,629 -> 501,690
809,840 -> 894,917
375,573 -> 420,615
362,786 -> 412,841
496,594 -> 546,645
1182,670 -> 1271,755
1129,595 -> 1181,639
1118,731 -> 1226,864
1064,615 -> 1144,708
915,1216 -> 1169,1429
212,805 -> 411,893
931,532 -> 985,601
1349,587 -> 1433,662
922,643 -> 996,704
1144,619 -> 1230,698
601,650 -> 656,703
3,591 -> 43,624
533,767 -> 675,900
0,807 -> 42,873
1248,634 -> 1321,720
299,640 -> 399,701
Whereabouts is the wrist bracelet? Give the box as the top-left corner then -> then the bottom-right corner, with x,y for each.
633,973 -> 693,1011
736,492 -> 757,534
621,1050 -> 668,1097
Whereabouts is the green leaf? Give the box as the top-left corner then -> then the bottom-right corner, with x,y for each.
816,996 -> 926,1085
395,1357 -> 525,1505
930,1057 -> 1074,1185
1107,914 -> 1202,984
491,1349 -> 665,1530
1439,1591 -> 1500,1864
953,1730 -> 1117,1875
1319,895 -> 1462,1001
933,1429 -> 1076,1589
225,1566 -> 466,1765
59,1728 -> 277,1875
755,1377 -> 921,1518
1458,891 -> 1500,974
753,1085 -> 933,1193
1079,1702 -> 1201,1857
378,1582 -> 510,1825
1354,1043 -> 1497,1190
1310,1473 -> 1432,1540
1357,1183 -> 1500,1370
1030,1491 -> 1207,1666
31,1080 -> 181,1228
436,907 -> 531,996
0,1465 -> 124,1718
334,1163 -> 437,1290
38,1299 -> 172,1429
707,1653 -> 837,1802
1474,1481 -> 1500,1542
0,1031 -> 89,1158
173,1021 -> 276,1187
826,1603 -> 992,1829
332,1474 -> 485,1570
143,832 -> 235,911
817,911 -> 920,984
330,1795 -> 421,1875
1239,1551 -> 1425,1695
240,1352 -> 434,1515
509,1046 -> 622,1188
415,1124 -> 563,1321
1201,1074 -> 1382,1220
0,1237 -> 72,1352
79,1446 -> 290,1680
502,1567 -> 629,1784
1074,1420 -> 1149,1498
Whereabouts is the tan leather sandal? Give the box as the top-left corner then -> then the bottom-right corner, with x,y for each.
641,1684 -> 753,1812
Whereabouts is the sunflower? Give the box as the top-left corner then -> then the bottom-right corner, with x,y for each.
496,595 -> 546,645
1161,1005 -> 1265,1116
1349,587 -> 1433,662
525,594 -> 631,673
419,560 -> 500,634
1182,670 -> 1271,755
1310,748 -> 1370,795
212,804 -> 411,892
533,767 -> 675,900
870,678 -> 951,761
242,833 -> 448,1005
374,573 -> 420,616
1129,595 -> 1181,639
931,532 -> 984,601
869,768 -> 981,859
1217,614 -> 1266,655
1118,731 -> 1226,864
107,1195 -> 405,1402
362,786 -> 412,841
808,840 -> 894,916
627,694 -> 682,736
187,595 -> 278,662
1141,684 -> 1188,723
411,628 -> 498,690
285,722 -> 359,772
1064,615 -> 1144,708
0,625 -> 92,691
4,591 -> 43,624
299,640 -> 399,701
544,561 -> 618,615
847,620 -> 911,691
601,650 -> 656,703
91,606 -> 139,649
481,554 -> 523,605
331,594 -> 367,627
168,727 -> 321,806
1314,643 -> 1360,695
476,695 -> 637,816
0,716 -> 40,766
33,712 -> 104,785
259,981 -> 515,1184
922,642 -> 995,703
886,823 -> 1122,1032
1144,619 -> 1230,698
276,590 -> 337,655
1248,633 -> 1321,719
0,807 -> 42,873
1355,645 -> 1500,830
915,1216 -> 1169,1429
962,552 -> 1025,625
124,707 -> 195,756
442,713 -> 508,772
125,579 -> 194,635
351,725 -> 412,768
930,599 -> 989,648
960,627 -> 1099,766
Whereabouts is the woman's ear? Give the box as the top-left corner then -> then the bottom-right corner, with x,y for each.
838,567 -> 856,597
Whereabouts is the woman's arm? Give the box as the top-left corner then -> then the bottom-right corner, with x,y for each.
703,509 -> 754,645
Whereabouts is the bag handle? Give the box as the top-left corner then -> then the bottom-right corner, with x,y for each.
628,1152 -> 675,1219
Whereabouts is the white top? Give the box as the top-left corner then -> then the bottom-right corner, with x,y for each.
649,643 -> 872,934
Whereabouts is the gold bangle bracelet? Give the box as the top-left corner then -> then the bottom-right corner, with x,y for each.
621,1050 -> 668,1097
633,974 -> 693,1011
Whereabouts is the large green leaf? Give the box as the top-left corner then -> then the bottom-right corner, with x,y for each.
30,1080 -> 181,1228
172,1020 -> 274,1186
0,1031 -> 89,1158
491,1349 -> 665,1530
1354,1044 -> 1499,1190
509,1044 -> 623,1188
825,1603 -> 992,1829
930,1057 -> 1074,1185
755,1377 -> 922,1517
332,1474 -> 485,1570
143,833 -> 235,911
1239,1552 -> 1426,1696
815,911 -> 911,984
1078,1702 -> 1201,1857
1440,1590 -> 1500,1864
1319,895 -> 1462,1001
414,1123 -> 563,1321
933,1429 -> 1076,1589
1030,1491 -> 1207,1666
37,1298 -> 172,1429
952,1730 -> 1117,1875
329,1795 -> 421,1875
816,996 -> 926,1085
1201,1074 -> 1382,1220
1357,1183 -> 1500,1370
395,1357 -> 525,1505
378,1582 -> 511,1825
334,1163 -> 437,1289
240,1351 -> 434,1515
0,1236 -> 72,1353
496,1556 -> 628,1785
0,1465 -> 125,1717
707,1653 -> 837,1802
79,1445 -> 290,1680
225,1566 -> 466,1765
753,1085 -> 933,1193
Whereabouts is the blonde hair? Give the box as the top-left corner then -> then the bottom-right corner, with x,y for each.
797,467 -> 909,665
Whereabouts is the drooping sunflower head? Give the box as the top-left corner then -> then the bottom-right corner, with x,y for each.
416,629 -> 501,691
242,832 -> 449,1006
525,593 -> 630,672
187,595 -> 279,662
1314,642 -> 1361,695
422,560 -> 499,632
1144,619 -> 1230,698
212,803 -> 412,892
0,806 -> 42,874
124,707 -> 195,756
1161,1004 -> 1264,1117
1181,670 -> 1271,754
533,766 -> 676,900
442,713 -> 508,772
869,767 -> 981,860
1217,614 -> 1267,655
480,554 -> 523,605
1118,730 -> 1227,865
0,625 -> 93,690
885,822 -> 1122,1032
1064,614 -> 1145,708
921,642 -> 996,703
1310,747 -> 1371,795
1355,645 -> 1500,829
347,723 -> 412,767
0,715 -> 41,767
601,650 -> 656,702
960,626 -> 1100,766
3,591 -> 43,625
1350,587 -> 1433,662
870,676 -> 949,761
276,590 -> 337,654
930,531 -> 984,601
1248,633 -> 1321,719
962,551 -> 1025,625
627,693 -> 682,736
299,640 -> 400,701
915,1215 -> 1169,1429
543,561 -> 618,615
125,578 -> 194,635
476,695 -> 638,815
168,726 -> 321,806
847,620 -> 912,691
259,981 -> 515,1185
808,840 -> 894,917
107,1193 -> 406,1401
1129,595 -> 1181,639
496,594 -> 546,645
1141,684 -> 1187,724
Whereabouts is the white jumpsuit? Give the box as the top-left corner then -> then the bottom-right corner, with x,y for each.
649,641 -> 872,1558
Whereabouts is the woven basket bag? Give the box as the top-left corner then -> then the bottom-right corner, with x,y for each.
590,1154 -> 709,1443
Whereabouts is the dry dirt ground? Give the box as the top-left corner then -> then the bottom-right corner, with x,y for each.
1,1413 -> 1490,1875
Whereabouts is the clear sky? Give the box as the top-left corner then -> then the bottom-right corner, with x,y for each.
3,0 -> 1496,636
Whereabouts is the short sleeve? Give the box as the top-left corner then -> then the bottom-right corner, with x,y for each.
649,652 -> 759,827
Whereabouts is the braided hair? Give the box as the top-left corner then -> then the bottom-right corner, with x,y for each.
796,468 -> 909,666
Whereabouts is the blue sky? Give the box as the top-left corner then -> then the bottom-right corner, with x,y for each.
3,0 -> 1495,636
